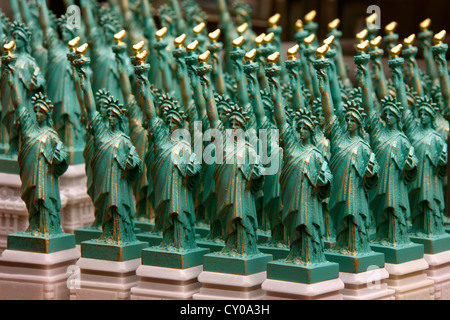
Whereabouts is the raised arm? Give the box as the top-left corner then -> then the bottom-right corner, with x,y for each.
285,44 -> 306,111
388,45 -> 410,121
112,30 -> 133,104
265,52 -> 287,131
243,49 -> 265,126
403,34 -> 424,97
355,41 -> 376,119
195,51 -> 219,129
133,50 -> 157,121
313,45 -> 335,126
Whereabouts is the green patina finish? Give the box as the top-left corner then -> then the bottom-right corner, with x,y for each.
0,157 -> 20,174
134,221 -> 155,233
257,244 -> 290,261
8,232 -> 75,254
196,239 -> 225,253
74,227 -> 102,245
324,251 -> 385,274
267,260 -> 339,284
203,252 -> 272,275
409,234 -> 450,254
136,232 -> 163,247
370,243 -> 424,264
141,247 -> 210,269
81,240 -> 148,262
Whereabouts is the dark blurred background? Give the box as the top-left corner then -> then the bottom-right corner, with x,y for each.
1,0 -> 449,41
0,0 -> 449,60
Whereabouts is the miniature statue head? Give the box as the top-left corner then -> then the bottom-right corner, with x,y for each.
225,103 -> 250,133
344,100 -> 366,137
57,14 -> 78,43
160,94 -> 186,133
233,0 -> 252,26
105,96 -> 127,131
294,109 -> 317,145
31,92 -> 54,127
416,96 -> 438,129
10,21 -> 31,53
99,15 -> 121,45
380,95 -> 403,130
158,5 -> 176,34
214,93 -> 233,122
95,89 -> 112,117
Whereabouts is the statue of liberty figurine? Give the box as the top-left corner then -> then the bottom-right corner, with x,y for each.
314,44 -> 381,262
71,47 -> 144,253
134,51 -> 202,251
192,50 -> 267,260
0,23 -> 45,156
356,42 -> 419,251
266,52 -> 333,265
4,56 -> 75,253
388,44 -> 449,250
38,6 -> 85,163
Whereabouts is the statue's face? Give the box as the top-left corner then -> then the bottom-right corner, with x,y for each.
383,109 -> 398,129
316,112 -> 325,127
168,117 -> 180,133
12,33 -> 25,49
34,106 -> 47,124
103,26 -> 115,43
108,110 -> 118,127
97,99 -> 108,117
230,118 -> 244,131
419,109 -> 432,126
298,123 -> 311,142
60,26 -> 74,43
345,114 -> 359,134
235,10 -> 247,25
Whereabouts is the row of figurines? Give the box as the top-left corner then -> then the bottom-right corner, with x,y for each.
1,23 -> 449,263
1,2 -> 449,262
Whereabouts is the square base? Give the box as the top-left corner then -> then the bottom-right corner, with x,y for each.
7,232 -> 76,254
370,243 -> 424,264
256,231 -> 271,244
325,251 -> 385,274
81,240 -> 148,261
339,268 -> 395,300
257,244 -> 290,260
193,271 -> 267,300
0,155 -> 19,174
136,232 -> 163,247
203,252 -> 272,275
267,260 -> 340,284
262,278 -> 344,300
134,221 -> 154,233
0,248 -> 80,299
131,265 -> 203,300
424,250 -> 450,300
195,226 -> 210,238
72,257 -> 141,300
74,227 -> 102,245
141,247 -> 210,269
196,239 -> 225,253
410,234 -> 450,254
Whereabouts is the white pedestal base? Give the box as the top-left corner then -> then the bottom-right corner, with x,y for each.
384,258 -> 435,300
339,268 -> 395,300
424,250 -> 450,300
0,248 -> 80,299
70,257 -> 141,300
131,265 -> 203,300
193,271 -> 267,300
262,278 -> 344,300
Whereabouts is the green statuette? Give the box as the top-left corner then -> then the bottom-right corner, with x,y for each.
314,52 -> 380,256
135,58 -> 201,252
267,60 -> 332,265
5,64 -> 74,253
